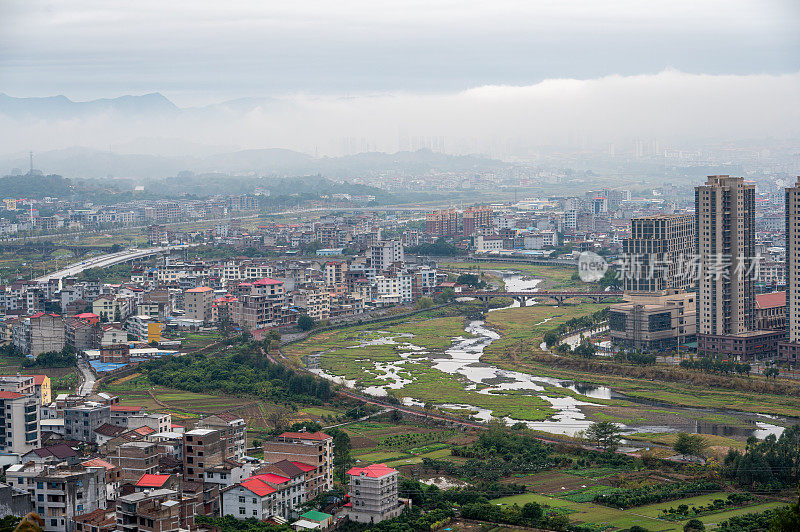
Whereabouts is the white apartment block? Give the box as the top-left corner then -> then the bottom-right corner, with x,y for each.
370,240 -> 404,272
0,391 -> 40,455
374,275 -> 412,305
346,464 -> 403,524
6,463 -> 107,532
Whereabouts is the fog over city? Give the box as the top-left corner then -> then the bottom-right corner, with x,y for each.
1,1 -> 799,159
1,70 -> 799,158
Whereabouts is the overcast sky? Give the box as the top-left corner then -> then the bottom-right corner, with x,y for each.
0,1 -> 798,157
2,0 -> 798,105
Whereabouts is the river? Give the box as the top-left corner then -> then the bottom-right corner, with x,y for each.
311,271 -> 790,442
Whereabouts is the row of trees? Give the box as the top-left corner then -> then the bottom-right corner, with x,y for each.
594,480 -> 723,509
723,425 -> 800,488
543,308 -> 609,348
679,357 -> 751,376
613,350 -> 657,365
406,238 -> 465,256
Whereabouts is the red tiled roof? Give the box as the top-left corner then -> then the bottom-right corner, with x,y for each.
29,312 -> 60,319
290,461 -> 316,473
252,473 -> 289,485
0,391 -> 24,399
755,291 -> 785,310
82,458 -> 116,470
346,463 -> 397,478
185,286 -> 213,293
241,477 -> 277,497
279,431 -> 331,441
23,375 -> 47,385
75,312 -> 99,319
253,278 -> 283,286
136,474 -> 171,487
132,426 -> 156,436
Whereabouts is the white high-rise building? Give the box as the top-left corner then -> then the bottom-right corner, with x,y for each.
370,241 -> 404,272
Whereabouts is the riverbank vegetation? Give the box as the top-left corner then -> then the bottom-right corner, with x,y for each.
141,342 -> 333,404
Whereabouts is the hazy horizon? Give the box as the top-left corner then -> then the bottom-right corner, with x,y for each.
1,1 -> 799,160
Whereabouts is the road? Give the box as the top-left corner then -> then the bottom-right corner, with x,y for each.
76,357 -> 96,396
33,243 -> 195,283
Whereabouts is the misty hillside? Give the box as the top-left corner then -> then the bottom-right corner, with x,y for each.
0,147 -> 503,180
0,92 -> 179,119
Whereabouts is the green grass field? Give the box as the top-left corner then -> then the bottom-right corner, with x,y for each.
492,491 -> 780,531
484,303 -> 608,359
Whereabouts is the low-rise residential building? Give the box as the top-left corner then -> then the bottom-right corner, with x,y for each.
109,405 -> 147,427
6,463 -> 107,532
221,471 -> 302,521
203,459 -> 255,489
293,287 -> 331,321
109,441 -> 161,484
21,443 -> 79,466
183,428 -> 225,483
196,413 -> 246,462
127,413 -> 171,435
73,507 -> 116,532
262,431 -> 333,497
64,403 -> 111,443
11,313 -> 65,356
346,463 -> 403,524
115,488 -> 181,532
231,278 -> 289,331
125,315 -> 162,343
184,286 -> 214,323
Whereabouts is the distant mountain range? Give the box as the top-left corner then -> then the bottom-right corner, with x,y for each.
0,92 -> 504,178
0,92 -> 179,119
0,146 -> 502,180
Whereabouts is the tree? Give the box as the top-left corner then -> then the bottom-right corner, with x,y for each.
684,518 -> 705,531
327,428 -> 353,481
265,406 -> 291,429
438,287 -> 456,302
585,421 -> 622,452
770,486 -> 800,531
456,273 -> 485,288
521,502 -> 543,521
599,267 -> 621,289
0,515 -> 21,532
543,331 -> 558,348
673,432 -> 708,460
297,314 -> 315,331
415,297 -> 434,310
574,340 -> 596,358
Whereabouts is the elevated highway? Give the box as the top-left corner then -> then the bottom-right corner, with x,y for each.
34,244 -> 195,285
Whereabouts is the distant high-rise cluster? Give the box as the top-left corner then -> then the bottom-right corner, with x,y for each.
426,206 -> 494,237
611,174 -> 799,363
